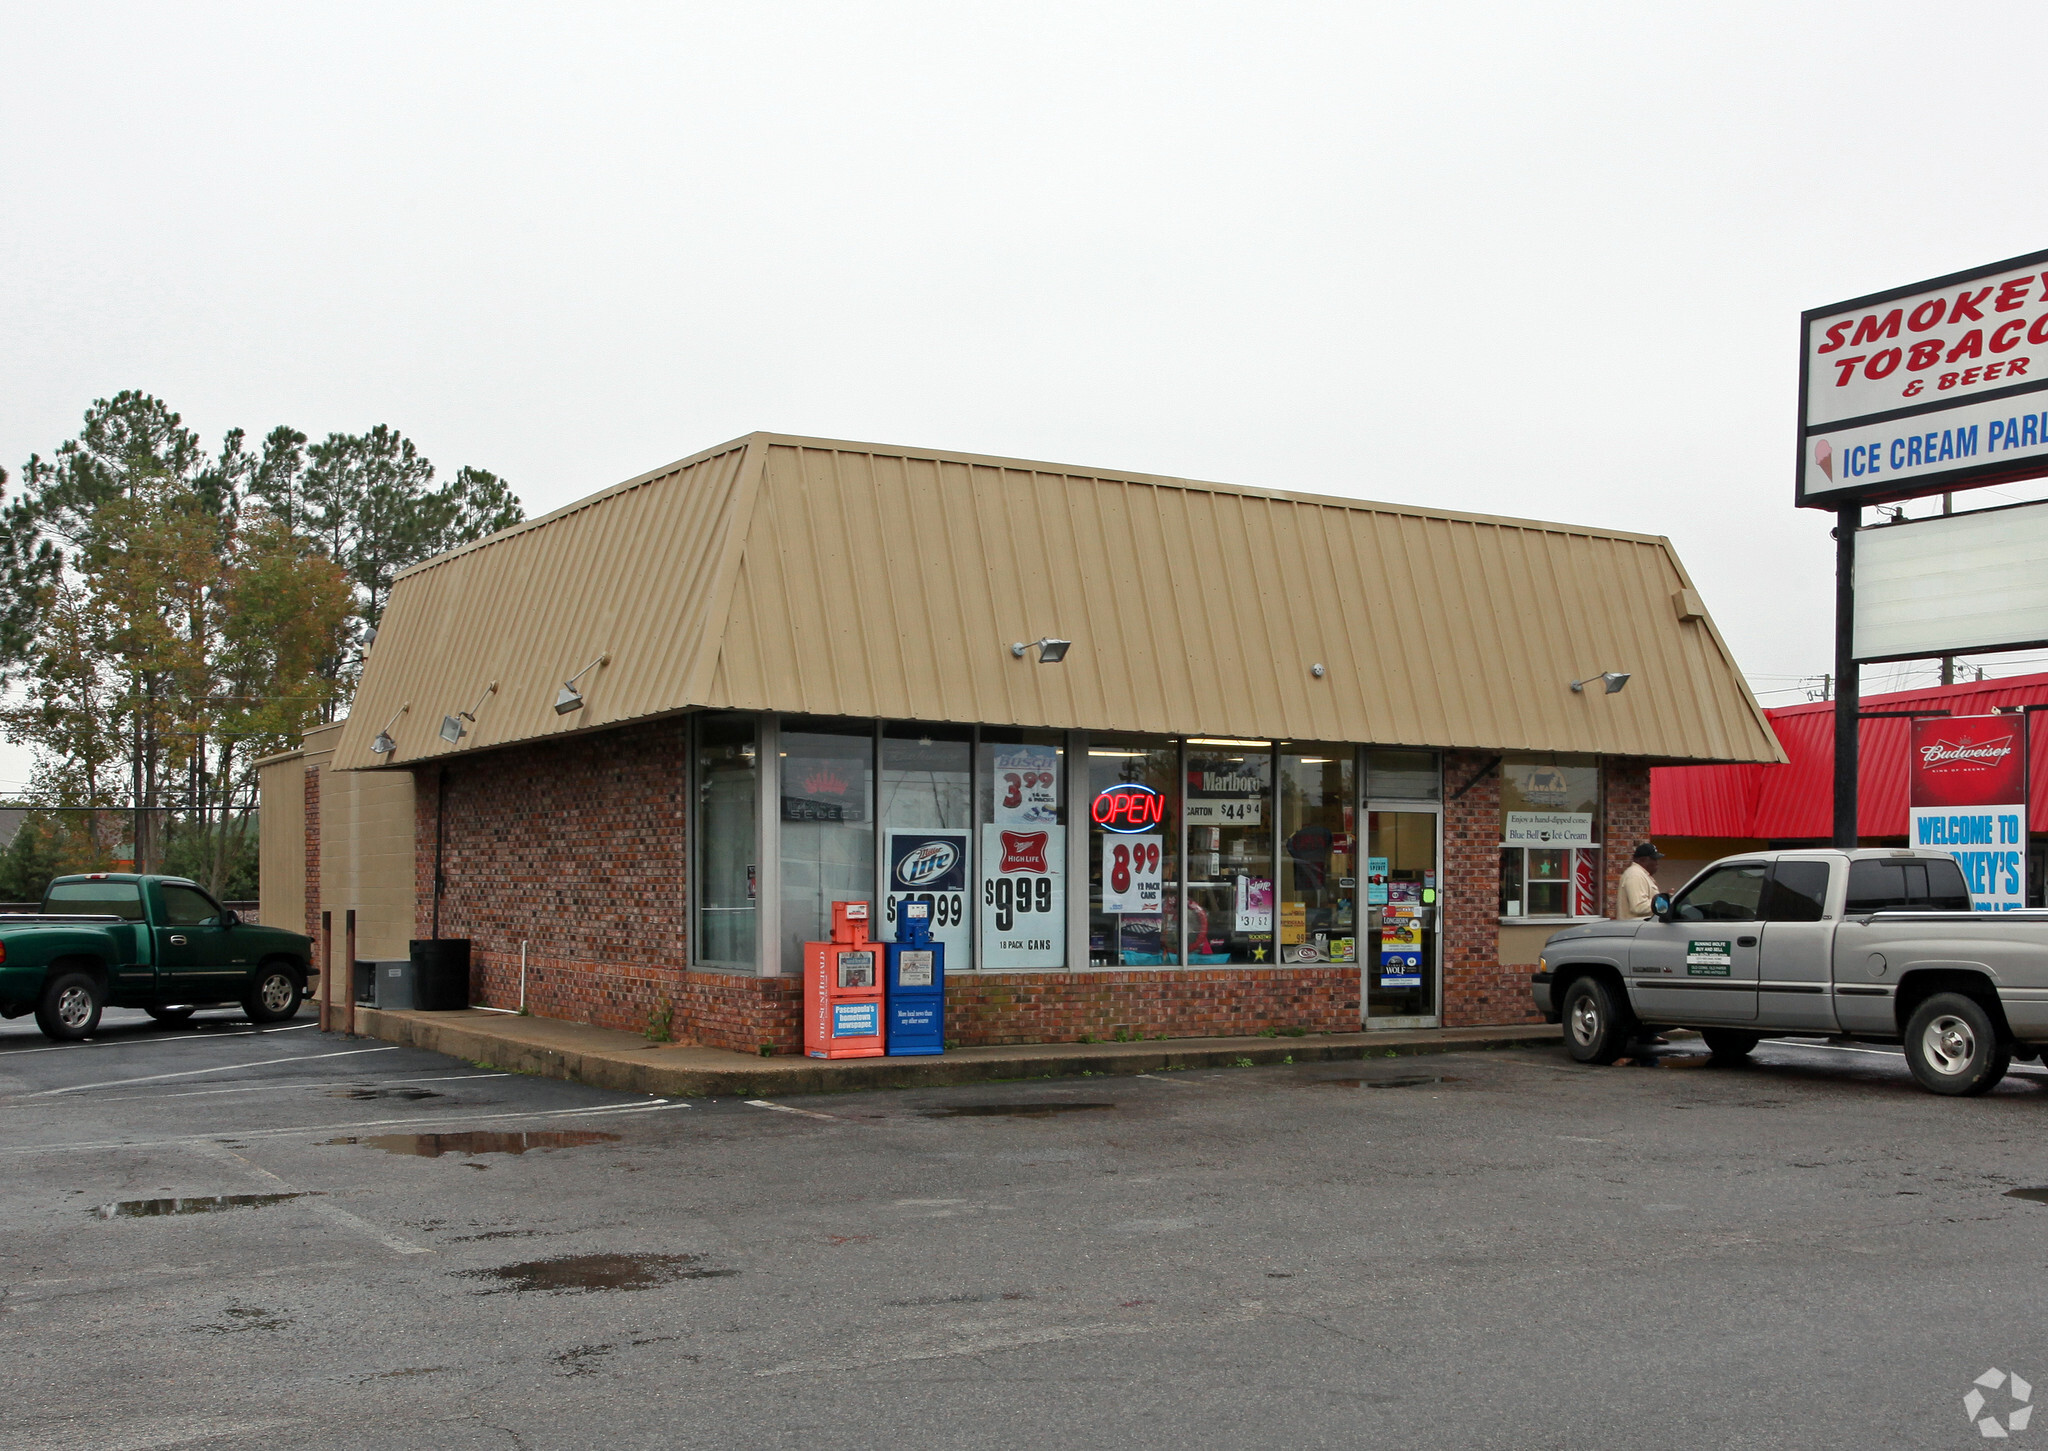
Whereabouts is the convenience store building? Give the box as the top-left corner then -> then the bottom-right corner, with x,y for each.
258,432 -> 1781,1052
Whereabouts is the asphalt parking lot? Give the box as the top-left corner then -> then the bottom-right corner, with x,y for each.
5,1008 -> 2048,1451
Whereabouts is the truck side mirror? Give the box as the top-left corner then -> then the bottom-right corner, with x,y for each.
1651,894 -> 1671,921
221,909 -> 240,928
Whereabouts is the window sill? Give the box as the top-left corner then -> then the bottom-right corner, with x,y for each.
1498,915 -> 1607,926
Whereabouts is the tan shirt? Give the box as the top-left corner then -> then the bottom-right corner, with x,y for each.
1619,861 -> 1660,920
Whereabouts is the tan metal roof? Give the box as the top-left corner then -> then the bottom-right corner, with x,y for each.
330,432 -> 1783,770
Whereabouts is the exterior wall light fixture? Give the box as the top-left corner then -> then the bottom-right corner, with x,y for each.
371,702 -> 411,756
1010,637 -> 1072,663
440,681 -> 499,744
1570,671 -> 1632,695
554,654 -> 611,715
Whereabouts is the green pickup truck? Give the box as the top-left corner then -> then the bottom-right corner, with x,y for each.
0,873 -> 315,1041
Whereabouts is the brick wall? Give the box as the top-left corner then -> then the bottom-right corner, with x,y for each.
1442,750 -> 1523,1027
1601,757 -> 1652,914
304,764 -> 321,941
416,721 -> 701,1039
946,967 -> 1357,1046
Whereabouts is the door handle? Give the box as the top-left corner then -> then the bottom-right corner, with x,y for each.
168,934 -> 188,945
1737,935 -> 1757,947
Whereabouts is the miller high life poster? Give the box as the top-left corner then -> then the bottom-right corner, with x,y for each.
1908,715 -> 2028,911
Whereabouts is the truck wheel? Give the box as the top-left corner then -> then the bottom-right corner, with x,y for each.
1561,977 -> 1630,1065
145,1005 -> 198,1026
1700,1029 -> 1759,1062
36,971 -> 104,1041
1904,993 -> 2010,1096
243,967 -> 302,1025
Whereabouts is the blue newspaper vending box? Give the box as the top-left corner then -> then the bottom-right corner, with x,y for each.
885,900 -> 945,1056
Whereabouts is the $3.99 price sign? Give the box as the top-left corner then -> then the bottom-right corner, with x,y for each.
1100,833 -> 1163,914
993,746 -> 1059,826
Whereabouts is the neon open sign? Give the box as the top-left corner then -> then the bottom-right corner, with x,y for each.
1091,783 -> 1165,833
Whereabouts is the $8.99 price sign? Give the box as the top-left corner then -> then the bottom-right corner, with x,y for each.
1100,833 -> 1162,914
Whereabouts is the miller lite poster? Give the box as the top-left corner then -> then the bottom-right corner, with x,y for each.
980,823 -> 1065,969
1908,715 -> 2028,911
881,829 -> 971,963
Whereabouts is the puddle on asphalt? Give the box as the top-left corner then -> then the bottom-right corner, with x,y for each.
326,1130 -> 619,1157
2006,1187 -> 2048,1204
95,1192 -> 304,1219
328,1087 -> 444,1101
1316,1075 -> 1465,1089
458,1252 -> 738,1294
921,1102 -> 1117,1118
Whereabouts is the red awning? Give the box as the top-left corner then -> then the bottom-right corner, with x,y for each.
1653,673 -> 2048,839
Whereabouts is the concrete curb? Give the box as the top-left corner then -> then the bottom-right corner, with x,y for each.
354,1008 -> 1563,1098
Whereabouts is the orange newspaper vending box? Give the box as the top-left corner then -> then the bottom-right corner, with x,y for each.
804,901 -> 884,1059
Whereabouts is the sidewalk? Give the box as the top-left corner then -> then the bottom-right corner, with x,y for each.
349,1007 -> 1563,1098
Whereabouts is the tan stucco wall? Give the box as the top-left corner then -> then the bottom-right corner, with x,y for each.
256,753 -> 305,937
1496,923 -> 1558,968
320,764 -> 416,961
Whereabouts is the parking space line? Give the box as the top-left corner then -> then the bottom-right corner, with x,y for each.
0,1021 -> 318,1057
746,1099 -> 839,1120
0,1097 -> 695,1157
88,1069 -> 519,1104
190,1142 -> 431,1256
18,1045 -> 401,1097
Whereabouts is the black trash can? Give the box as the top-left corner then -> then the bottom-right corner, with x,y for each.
409,938 -> 472,1011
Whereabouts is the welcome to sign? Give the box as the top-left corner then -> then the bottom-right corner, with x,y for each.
1908,714 -> 2028,911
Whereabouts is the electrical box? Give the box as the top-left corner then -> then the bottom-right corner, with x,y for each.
885,899 -> 945,1056
803,900 -> 884,1059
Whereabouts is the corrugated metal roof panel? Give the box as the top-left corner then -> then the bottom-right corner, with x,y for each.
1652,672 -> 2048,838
333,432 -> 1782,770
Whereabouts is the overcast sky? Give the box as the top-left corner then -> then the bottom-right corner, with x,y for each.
5,2 -> 2047,795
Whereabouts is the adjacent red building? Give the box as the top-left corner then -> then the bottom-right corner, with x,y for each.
1651,672 -> 2048,904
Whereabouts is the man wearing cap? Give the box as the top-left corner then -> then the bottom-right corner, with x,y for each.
1619,842 -> 1663,921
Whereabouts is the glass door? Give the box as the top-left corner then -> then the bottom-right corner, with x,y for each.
1365,807 -> 1441,1028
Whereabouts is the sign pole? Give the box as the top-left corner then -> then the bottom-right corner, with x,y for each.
1833,505 -> 1859,849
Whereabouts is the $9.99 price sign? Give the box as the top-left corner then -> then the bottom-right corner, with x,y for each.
1100,833 -> 1162,914
980,824 -> 1064,969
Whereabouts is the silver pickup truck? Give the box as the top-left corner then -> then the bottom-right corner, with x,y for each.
1530,848 -> 2048,1096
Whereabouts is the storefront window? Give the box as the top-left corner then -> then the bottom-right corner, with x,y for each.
694,713 -> 757,967
1497,754 -> 1602,919
1184,740 -> 1273,965
779,718 -> 874,972
1366,749 -> 1440,801
1279,746 -> 1357,965
977,729 -> 1066,970
1087,735 -> 1179,967
878,723 -> 972,959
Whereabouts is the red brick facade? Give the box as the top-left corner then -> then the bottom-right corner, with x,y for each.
1441,750 -> 1513,1027
304,764 -> 322,942
947,967 -> 1357,1045
1601,758 -> 1652,913
392,725 -> 1654,1051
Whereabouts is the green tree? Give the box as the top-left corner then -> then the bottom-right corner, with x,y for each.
5,392 -> 520,883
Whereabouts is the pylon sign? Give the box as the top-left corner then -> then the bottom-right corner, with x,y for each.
1799,248 -> 2048,509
